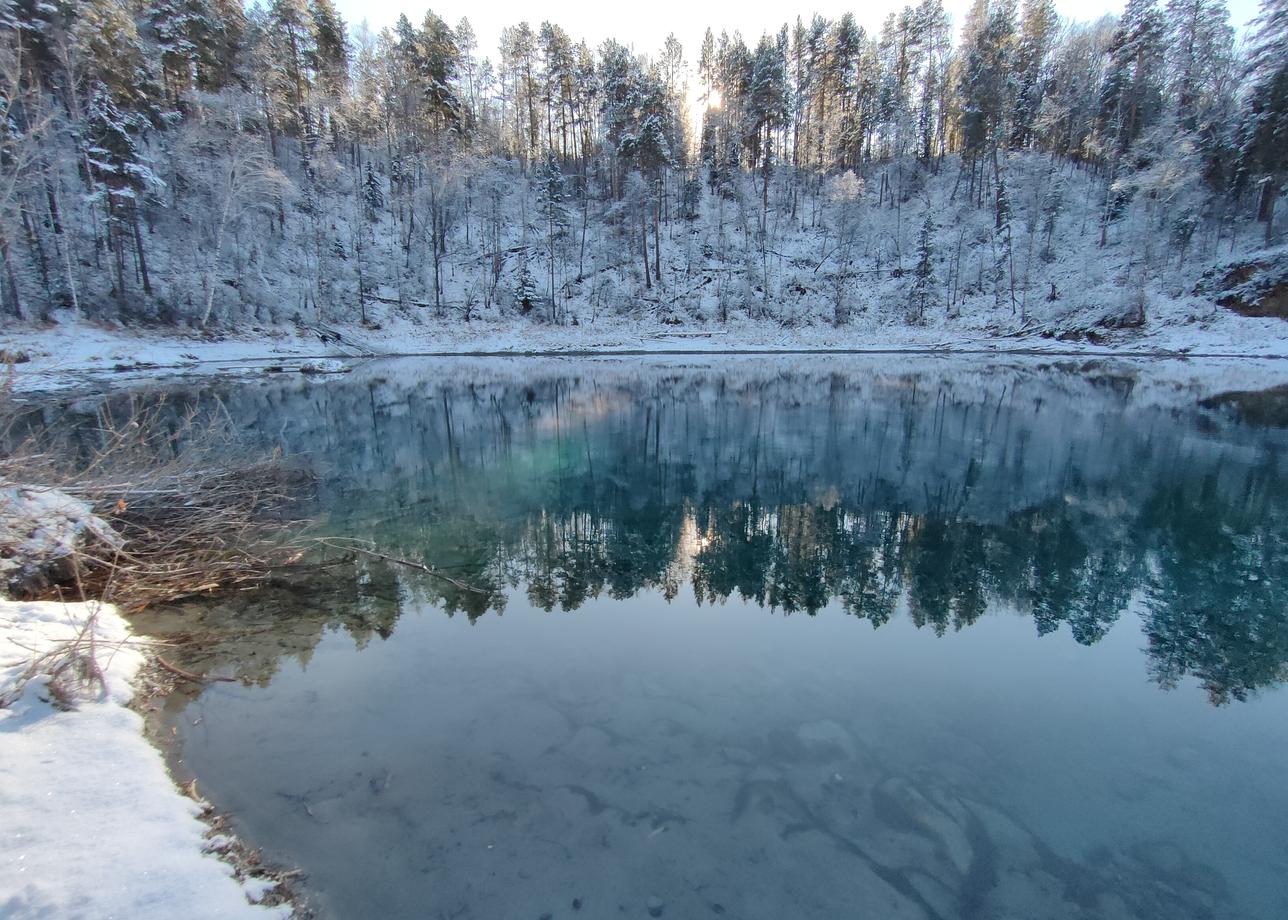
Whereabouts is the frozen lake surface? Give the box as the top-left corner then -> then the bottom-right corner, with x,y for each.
111,357 -> 1288,920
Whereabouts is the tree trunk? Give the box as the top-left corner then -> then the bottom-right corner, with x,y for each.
641,205 -> 651,290
578,192 -> 588,279
201,185 -> 234,328
653,192 -> 661,287
1260,180 -> 1278,245
109,200 -> 127,307
20,207 -> 49,296
130,201 -> 151,295
0,230 -> 23,319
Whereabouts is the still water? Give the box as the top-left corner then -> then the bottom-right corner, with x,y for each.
120,357 -> 1288,920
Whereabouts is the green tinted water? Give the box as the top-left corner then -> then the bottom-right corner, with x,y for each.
126,357 -> 1288,920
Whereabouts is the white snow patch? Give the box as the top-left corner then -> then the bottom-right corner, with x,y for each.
297,358 -> 351,375
242,877 -> 280,904
0,599 -> 289,920
0,486 -> 122,589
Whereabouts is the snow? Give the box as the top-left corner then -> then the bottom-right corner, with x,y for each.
0,599 -> 290,920
4,300 -> 1288,395
3,144 -> 1288,396
0,486 -> 122,592
297,358 -> 351,375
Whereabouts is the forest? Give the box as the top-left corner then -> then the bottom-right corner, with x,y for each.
0,0 -> 1285,336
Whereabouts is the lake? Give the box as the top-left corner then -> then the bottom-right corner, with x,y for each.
108,356 -> 1288,920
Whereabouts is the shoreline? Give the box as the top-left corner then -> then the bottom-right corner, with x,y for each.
6,313 -> 1288,394
0,599 -> 301,919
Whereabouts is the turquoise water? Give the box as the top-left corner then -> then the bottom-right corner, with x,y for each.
142,358 -> 1288,919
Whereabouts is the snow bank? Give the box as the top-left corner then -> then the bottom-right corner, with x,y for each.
7,307 -> 1288,395
0,599 -> 289,919
0,485 -> 122,596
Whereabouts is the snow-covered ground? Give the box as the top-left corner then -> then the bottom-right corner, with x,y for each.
0,599 -> 290,919
4,298 -> 1288,394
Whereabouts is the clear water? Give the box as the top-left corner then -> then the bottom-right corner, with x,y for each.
131,357 -> 1288,920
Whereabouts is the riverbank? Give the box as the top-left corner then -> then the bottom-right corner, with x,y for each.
4,298 -> 1288,393
0,598 -> 296,918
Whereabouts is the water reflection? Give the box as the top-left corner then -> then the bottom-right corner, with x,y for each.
54,358 -> 1288,704
102,357 -> 1288,920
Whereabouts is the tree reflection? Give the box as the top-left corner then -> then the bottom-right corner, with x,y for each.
340,451 -> 1288,705
1140,475 -> 1288,704
48,361 -> 1288,705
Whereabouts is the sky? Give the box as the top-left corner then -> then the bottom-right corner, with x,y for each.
335,0 -> 1266,68
334,0 -> 1263,127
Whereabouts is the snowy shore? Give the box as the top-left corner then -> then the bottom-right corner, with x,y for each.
5,303 -> 1288,394
0,599 -> 290,919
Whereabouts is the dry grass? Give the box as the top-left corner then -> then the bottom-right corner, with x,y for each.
0,606 -> 108,709
1,372 -> 314,611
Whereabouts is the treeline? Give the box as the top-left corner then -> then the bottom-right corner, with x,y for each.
0,0 -> 1284,326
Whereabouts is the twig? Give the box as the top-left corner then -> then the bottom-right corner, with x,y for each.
313,538 -> 489,594
155,655 -> 237,684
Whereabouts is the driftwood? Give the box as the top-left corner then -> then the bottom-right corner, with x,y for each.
651,330 -> 729,338
361,293 -> 434,309
994,320 -> 1043,338
298,323 -> 377,356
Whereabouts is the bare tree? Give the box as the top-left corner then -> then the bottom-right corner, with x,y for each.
178,105 -> 290,327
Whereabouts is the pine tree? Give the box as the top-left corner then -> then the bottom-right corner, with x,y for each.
309,0 -> 348,102
914,0 -> 951,161
909,208 -> 936,323
515,255 -> 538,311
536,150 -> 567,321
417,9 -> 462,132
681,176 -> 702,220
1239,0 -> 1288,242
146,0 -> 199,106
201,0 -> 248,92
1011,0 -> 1058,148
1040,172 -> 1065,261
453,17 -> 480,128
267,0 -> 315,135
959,0 -> 1017,185
1165,0 -> 1233,130
747,33 -> 788,245
362,163 -> 383,220
994,175 -> 1015,310
83,83 -> 160,306
1099,0 -> 1167,155
72,0 -> 163,115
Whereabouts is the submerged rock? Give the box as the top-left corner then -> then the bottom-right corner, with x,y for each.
871,776 -> 974,876
646,894 -> 665,917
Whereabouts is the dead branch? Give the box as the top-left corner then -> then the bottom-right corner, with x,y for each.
2,390 -> 316,609
155,655 -> 237,684
312,537 -> 488,594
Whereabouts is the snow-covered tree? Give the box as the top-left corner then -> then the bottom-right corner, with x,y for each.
826,170 -> 865,323
1239,0 -> 1288,242
909,208 -> 937,323
82,83 -> 161,308
535,150 -> 567,320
